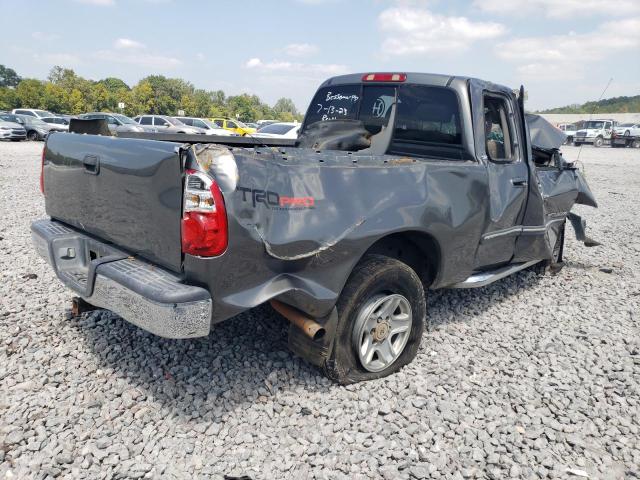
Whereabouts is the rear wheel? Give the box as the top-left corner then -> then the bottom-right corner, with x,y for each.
27,130 -> 39,141
624,130 -> 630,136
324,255 -> 426,384
536,221 -> 565,275
633,140 -> 640,149
594,136 -> 604,148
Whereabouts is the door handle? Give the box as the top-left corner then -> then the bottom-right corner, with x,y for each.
511,178 -> 528,187
83,155 -> 100,175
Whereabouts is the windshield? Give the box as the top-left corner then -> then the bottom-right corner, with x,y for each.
113,113 -> 137,125
235,120 -> 249,129
0,114 -> 20,123
258,124 -> 296,135
35,110 -> 52,117
201,119 -> 223,129
583,121 -> 604,129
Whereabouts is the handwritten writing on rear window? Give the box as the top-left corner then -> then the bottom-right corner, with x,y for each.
315,91 -> 360,121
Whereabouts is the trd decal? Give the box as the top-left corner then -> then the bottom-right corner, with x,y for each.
237,186 -> 315,210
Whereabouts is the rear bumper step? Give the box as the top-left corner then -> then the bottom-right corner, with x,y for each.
31,219 -> 212,339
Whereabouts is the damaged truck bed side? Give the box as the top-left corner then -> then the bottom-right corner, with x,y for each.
32,72 -> 598,383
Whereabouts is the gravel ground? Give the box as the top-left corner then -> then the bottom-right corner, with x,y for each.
0,141 -> 639,480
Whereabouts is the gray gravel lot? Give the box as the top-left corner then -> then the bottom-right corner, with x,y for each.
0,141 -> 639,479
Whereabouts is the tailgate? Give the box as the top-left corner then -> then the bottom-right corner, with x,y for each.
43,133 -> 184,272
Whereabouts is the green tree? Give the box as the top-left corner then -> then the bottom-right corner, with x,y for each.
16,79 -> 45,108
132,81 -> 155,114
0,65 -> 21,88
0,87 -> 19,110
42,83 -> 68,112
68,89 -> 86,114
98,77 -> 130,93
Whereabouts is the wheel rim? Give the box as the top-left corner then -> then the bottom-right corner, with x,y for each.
352,293 -> 412,372
28,131 -> 37,141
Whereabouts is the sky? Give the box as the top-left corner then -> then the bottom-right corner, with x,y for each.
2,0 -> 639,112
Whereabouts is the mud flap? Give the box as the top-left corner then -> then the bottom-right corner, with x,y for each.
567,212 -> 601,247
287,307 -> 339,367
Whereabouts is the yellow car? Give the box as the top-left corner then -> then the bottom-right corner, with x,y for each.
211,118 -> 256,136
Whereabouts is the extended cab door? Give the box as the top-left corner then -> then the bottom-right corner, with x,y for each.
474,90 -> 529,268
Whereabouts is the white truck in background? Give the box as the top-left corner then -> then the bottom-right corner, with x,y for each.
574,119 -> 615,147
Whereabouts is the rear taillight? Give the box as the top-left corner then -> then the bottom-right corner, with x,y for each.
181,169 -> 228,257
40,147 -> 45,195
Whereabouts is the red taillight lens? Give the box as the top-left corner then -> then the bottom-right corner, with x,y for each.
181,169 -> 228,257
40,147 -> 45,195
362,73 -> 407,82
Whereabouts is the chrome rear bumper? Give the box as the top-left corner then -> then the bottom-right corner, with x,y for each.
31,219 -> 212,339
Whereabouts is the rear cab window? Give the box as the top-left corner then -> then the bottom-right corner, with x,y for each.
304,83 -> 468,160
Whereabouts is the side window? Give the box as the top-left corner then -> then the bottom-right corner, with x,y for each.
107,116 -> 118,125
154,117 -> 168,126
194,120 -> 206,128
389,85 -> 465,160
483,95 -> 515,162
139,116 -> 152,125
227,121 -> 237,129
213,119 -> 223,127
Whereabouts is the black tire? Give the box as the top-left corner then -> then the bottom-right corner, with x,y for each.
566,136 -> 574,145
535,221 -> 565,275
574,142 -> 582,147
624,130 -> 630,136
27,130 -> 39,141
594,136 -> 603,148
633,140 -> 640,149
323,255 -> 426,384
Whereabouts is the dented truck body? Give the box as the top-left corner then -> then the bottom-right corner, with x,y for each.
32,72 -> 598,380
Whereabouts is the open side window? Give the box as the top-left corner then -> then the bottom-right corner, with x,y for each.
483,94 -> 518,163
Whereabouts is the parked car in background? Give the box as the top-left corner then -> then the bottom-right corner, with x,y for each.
254,122 -> 301,139
133,115 -> 205,134
257,119 -> 278,128
14,114 -> 66,140
244,122 -> 259,129
574,119 -> 615,147
80,112 -> 147,134
0,119 -> 27,141
211,118 -> 256,136
41,116 -> 70,131
557,123 -> 577,145
174,117 -> 236,136
613,122 -> 640,137
11,108 -> 55,119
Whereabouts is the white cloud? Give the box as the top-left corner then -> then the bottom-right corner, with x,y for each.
94,50 -> 181,69
114,38 -> 146,50
32,32 -> 59,41
474,0 -> 640,18
283,43 -> 319,57
244,58 -> 348,76
497,17 -> 640,84
378,6 -> 506,56
497,18 -> 640,64
33,52 -> 82,67
74,0 -> 115,5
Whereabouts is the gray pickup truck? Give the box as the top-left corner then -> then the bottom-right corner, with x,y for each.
32,72 -> 598,383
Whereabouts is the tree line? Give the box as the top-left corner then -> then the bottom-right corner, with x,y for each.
0,65 -> 303,122
538,95 -> 640,115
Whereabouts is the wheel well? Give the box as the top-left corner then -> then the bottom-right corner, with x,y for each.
363,232 -> 440,287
